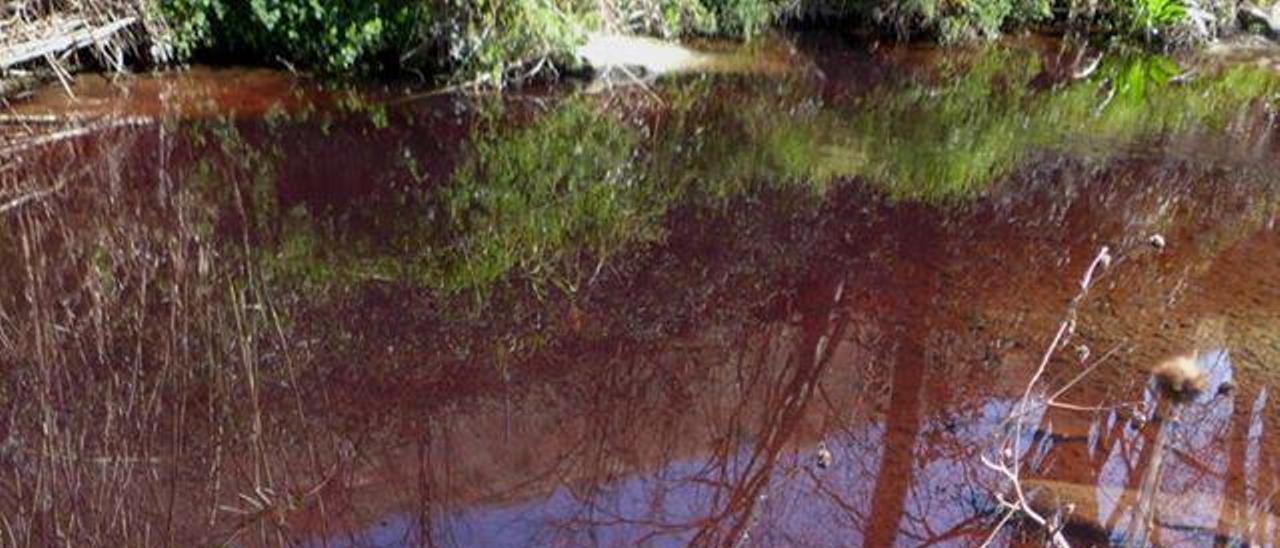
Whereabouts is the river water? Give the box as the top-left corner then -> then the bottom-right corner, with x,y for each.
2,35 -> 1279,546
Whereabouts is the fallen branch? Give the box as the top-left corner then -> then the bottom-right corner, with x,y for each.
0,17 -> 135,70
0,115 -> 150,157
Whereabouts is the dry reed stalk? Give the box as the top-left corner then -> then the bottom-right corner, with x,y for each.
980,246 -> 1117,547
0,122 -> 309,544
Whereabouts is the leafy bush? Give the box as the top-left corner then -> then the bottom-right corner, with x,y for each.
159,0 -> 425,73
435,0 -> 592,83
701,0 -> 785,35
1123,0 -> 1190,39
156,0 -> 1199,79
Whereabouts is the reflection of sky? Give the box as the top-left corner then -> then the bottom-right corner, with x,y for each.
329,456 -> 739,547
320,398 -> 1031,547
1089,348 -> 1280,544
314,347 -> 1278,547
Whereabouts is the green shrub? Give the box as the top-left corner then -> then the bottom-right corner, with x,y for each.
155,0 -> 1197,79
436,0 -> 593,83
159,0 -> 425,73
701,0 -> 785,35
1123,0 -> 1190,39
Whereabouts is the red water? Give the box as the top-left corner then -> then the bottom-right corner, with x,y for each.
2,36 -> 1279,547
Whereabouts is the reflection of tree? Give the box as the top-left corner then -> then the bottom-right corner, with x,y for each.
689,269 -> 849,545
1215,384 -> 1252,539
289,162 -> 1279,546
865,213 -> 941,546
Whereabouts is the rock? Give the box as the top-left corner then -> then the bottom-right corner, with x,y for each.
575,33 -> 797,83
1148,234 -> 1166,249
576,34 -> 709,77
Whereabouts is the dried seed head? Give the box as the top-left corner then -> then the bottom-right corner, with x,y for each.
1152,354 -> 1207,398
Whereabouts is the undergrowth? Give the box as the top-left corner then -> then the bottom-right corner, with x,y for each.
150,0 -> 1209,79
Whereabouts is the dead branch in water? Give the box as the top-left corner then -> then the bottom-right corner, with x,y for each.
0,114 -> 149,157
1,114 -> 149,215
0,112 -> 66,124
980,246 -> 1115,548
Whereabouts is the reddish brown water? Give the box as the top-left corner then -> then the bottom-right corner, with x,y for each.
2,37 -> 1280,547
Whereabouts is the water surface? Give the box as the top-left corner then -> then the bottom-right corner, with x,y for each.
2,35 -> 1280,546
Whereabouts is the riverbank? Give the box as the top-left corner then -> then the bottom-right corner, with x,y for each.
3,0 -> 1280,98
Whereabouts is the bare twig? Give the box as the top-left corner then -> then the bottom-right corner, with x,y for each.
0,113 -> 65,124
1046,342 -> 1124,404
0,181 -> 64,215
981,246 -> 1114,547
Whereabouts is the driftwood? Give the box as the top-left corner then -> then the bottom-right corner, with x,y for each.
0,16 -> 134,71
1240,2 -> 1280,37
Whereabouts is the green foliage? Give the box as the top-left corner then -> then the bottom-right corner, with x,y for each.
157,0 -> 220,61
1144,0 -> 1189,26
800,0 -> 1050,43
1086,0 -> 1189,41
159,0 -> 425,73
1082,0 -> 1190,42
154,0 -> 1206,81
700,0 -> 784,35
1130,0 -> 1189,37
151,0 -> 1064,79
437,0 -> 592,83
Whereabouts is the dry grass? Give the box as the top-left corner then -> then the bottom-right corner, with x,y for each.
0,130 -> 341,546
